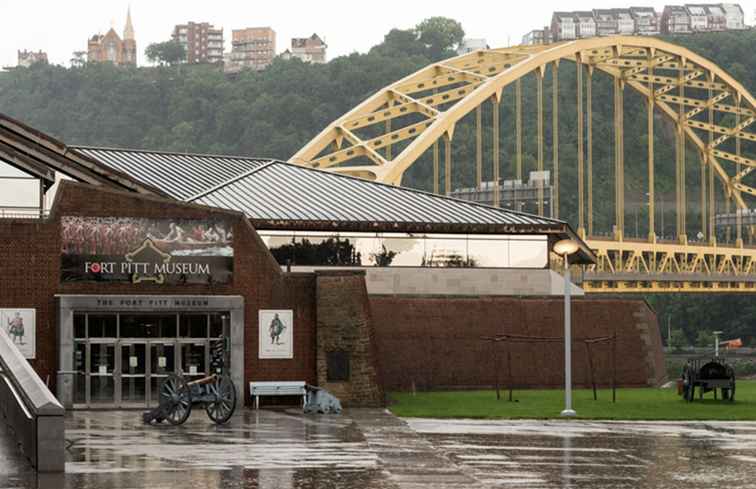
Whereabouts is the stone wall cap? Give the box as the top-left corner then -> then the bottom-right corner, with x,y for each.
314,269 -> 367,277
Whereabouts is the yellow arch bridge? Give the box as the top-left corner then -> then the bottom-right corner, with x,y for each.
291,36 -> 756,293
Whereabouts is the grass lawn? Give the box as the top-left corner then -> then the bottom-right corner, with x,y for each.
389,381 -> 756,421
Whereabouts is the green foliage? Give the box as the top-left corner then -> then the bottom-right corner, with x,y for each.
669,329 -> 689,351
695,330 -> 713,348
415,17 -> 465,60
145,40 -> 186,66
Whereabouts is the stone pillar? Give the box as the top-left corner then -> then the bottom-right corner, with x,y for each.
315,271 -> 384,407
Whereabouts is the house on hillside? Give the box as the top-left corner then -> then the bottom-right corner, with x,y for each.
630,7 -> 660,35
615,9 -> 636,34
552,12 -> 577,41
685,5 -> 709,31
593,9 -> 618,36
703,4 -> 727,31
662,5 -> 692,33
574,12 -> 597,38
721,3 -> 746,29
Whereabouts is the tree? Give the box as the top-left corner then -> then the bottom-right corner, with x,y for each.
145,41 -> 186,66
415,17 -> 465,60
669,329 -> 688,352
695,330 -> 713,348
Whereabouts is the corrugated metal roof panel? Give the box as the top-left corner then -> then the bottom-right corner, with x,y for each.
192,161 -> 563,228
71,146 -> 270,200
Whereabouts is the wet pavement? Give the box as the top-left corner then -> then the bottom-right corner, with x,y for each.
1,410 -> 756,488
408,419 -> 756,489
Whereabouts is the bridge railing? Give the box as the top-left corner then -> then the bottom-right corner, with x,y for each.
0,329 -> 65,472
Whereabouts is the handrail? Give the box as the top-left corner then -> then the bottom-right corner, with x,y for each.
0,329 -> 64,472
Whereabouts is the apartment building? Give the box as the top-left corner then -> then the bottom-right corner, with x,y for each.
703,4 -> 728,30
172,22 -> 224,64
228,27 -> 276,72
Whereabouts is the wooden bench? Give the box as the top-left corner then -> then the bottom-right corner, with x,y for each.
249,381 -> 306,409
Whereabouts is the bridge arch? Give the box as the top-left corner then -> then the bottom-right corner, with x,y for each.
291,36 -> 755,247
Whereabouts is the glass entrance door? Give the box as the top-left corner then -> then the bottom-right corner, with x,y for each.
149,341 -> 176,406
89,342 -> 116,407
119,342 -> 147,407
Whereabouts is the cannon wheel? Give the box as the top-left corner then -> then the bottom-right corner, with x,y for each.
160,374 -> 192,425
206,375 -> 236,424
726,375 -> 736,402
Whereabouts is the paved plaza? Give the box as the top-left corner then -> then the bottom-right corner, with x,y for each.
2,409 -> 756,488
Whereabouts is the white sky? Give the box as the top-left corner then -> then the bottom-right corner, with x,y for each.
2,0 -> 754,67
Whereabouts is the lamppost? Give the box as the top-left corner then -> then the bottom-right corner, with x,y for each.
713,330 -> 723,357
554,238 -> 580,417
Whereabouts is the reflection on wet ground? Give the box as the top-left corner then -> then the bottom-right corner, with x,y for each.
408,419 -> 756,488
2,411 -> 756,488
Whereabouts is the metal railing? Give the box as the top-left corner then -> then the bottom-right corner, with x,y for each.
0,330 -> 64,472
0,207 -> 49,219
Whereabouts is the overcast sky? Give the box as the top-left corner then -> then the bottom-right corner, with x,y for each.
2,0 -> 754,67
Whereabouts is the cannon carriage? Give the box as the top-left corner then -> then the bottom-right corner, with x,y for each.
143,335 -> 237,425
681,357 -> 736,402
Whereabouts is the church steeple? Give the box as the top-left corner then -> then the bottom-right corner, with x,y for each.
123,6 -> 135,41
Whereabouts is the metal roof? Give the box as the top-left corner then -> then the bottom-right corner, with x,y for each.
191,160 -> 564,228
71,146 -> 270,201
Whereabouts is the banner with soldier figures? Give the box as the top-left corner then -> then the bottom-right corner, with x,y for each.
258,310 -> 293,359
1,309 -> 35,359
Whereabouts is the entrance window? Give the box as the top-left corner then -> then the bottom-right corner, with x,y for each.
88,314 -> 117,338
180,314 -> 208,338
74,314 -> 86,338
209,314 -> 225,338
120,314 -> 177,338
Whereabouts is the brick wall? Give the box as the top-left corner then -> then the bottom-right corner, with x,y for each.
369,296 -> 666,391
315,271 -> 384,407
0,182 -> 319,402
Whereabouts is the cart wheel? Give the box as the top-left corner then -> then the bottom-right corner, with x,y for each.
160,374 -> 192,425
206,375 -> 236,425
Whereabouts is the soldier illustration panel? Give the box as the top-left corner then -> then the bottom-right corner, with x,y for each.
258,310 -> 293,359
0,309 -> 36,359
60,216 -> 233,284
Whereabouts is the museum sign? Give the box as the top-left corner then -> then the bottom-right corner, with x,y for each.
60,216 -> 233,284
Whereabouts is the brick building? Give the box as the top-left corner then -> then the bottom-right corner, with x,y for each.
172,22 -> 224,64
87,7 -> 136,66
0,113 -> 666,410
227,27 -> 276,72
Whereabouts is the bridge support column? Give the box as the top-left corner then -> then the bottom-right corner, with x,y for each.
537,69 -> 544,216
676,64 -> 687,245
587,66 -> 593,238
647,63 -> 656,243
613,77 -> 624,242
492,97 -> 500,207
577,58 -> 585,238
515,78 -> 523,211
552,61 -> 559,219
444,134 -> 451,196
476,105 -> 482,189
433,140 -> 439,195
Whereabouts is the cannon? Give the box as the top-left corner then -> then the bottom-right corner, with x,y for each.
680,357 -> 736,402
143,336 -> 237,425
